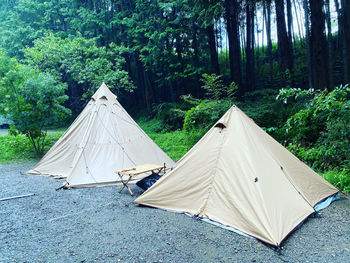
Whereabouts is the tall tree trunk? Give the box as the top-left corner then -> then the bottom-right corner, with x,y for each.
175,34 -> 185,96
341,0 -> 350,83
293,0 -> 303,41
324,0 -> 333,87
241,24 -> 246,60
262,3 -> 265,54
264,0 -> 273,81
255,12 -> 260,66
225,0 -> 242,87
275,0 -> 293,73
135,53 -> 150,109
145,69 -> 156,105
334,0 -> 341,50
303,0 -> 312,89
286,0 -> 293,48
192,20 -> 201,97
310,0 -> 329,89
245,1 -> 255,92
165,37 -> 175,102
192,23 -> 200,68
206,23 -> 220,75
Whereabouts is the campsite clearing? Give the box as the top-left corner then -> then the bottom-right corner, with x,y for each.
0,162 -> 349,263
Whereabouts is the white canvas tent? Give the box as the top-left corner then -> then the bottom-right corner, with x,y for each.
27,83 -> 174,188
135,105 -> 338,247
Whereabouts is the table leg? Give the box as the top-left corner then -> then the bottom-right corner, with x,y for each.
119,174 -> 133,195
118,173 -> 127,193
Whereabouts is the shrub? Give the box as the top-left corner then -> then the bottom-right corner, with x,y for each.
137,117 -> 165,134
322,167 -> 350,193
0,63 -> 70,155
200,73 -> 237,100
277,85 -> 350,170
181,74 -> 236,134
238,89 -> 289,136
151,102 -> 187,131
183,100 -> 232,133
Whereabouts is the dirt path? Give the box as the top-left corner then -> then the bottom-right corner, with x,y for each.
0,162 -> 349,263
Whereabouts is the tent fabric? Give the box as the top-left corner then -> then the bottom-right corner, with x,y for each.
134,105 -> 338,247
27,83 -> 174,188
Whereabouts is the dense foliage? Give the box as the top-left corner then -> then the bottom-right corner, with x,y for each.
24,33 -> 135,115
0,52 -> 69,155
278,85 -> 350,171
1,0 -> 350,112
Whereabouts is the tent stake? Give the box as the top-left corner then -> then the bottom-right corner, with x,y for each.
0,193 -> 35,201
55,185 -> 65,191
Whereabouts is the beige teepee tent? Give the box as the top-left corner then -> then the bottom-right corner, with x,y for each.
135,105 -> 338,247
27,83 -> 174,188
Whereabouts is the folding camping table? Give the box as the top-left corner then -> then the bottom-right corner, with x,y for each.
116,163 -> 166,195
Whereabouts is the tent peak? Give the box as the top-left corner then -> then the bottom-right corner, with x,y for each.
214,105 -> 236,129
92,83 -> 117,101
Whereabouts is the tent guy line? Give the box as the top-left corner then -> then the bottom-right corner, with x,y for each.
0,193 -> 36,201
48,201 -> 115,222
96,110 -> 136,166
111,110 -> 140,128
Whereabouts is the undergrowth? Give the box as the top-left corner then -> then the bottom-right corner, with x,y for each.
138,118 -> 203,161
321,168 -> 350,193
0,133 -> 62,163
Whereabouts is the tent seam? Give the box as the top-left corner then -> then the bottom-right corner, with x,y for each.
197,127 -> 227,216
65,105 -> 97,183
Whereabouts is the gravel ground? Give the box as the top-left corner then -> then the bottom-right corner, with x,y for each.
0,162 -> 349,263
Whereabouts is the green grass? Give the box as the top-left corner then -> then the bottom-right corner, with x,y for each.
137,117 -> 203,161
137,117 -> 167,134
322,168 -> 350,193
147,130 -> 191,161
0,133 -> 62,163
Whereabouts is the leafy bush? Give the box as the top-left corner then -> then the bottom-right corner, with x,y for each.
183,100 -> 232,133
238,89 -> 289,135
151,102 -> 187,131
181,74 -> 236,134
0,62 -> 70,155
24,33 -> 135,97
137,117 -> 165,134
200,73 -> 237,100
322,167 -> 350,193
277,85 -> 350,170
